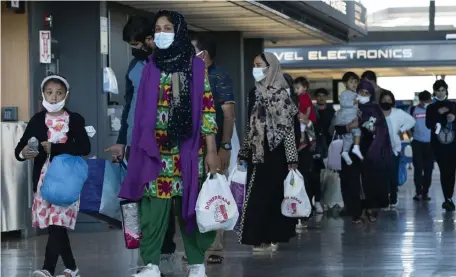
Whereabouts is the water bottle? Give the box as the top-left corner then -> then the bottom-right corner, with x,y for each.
28,137 -> 39,153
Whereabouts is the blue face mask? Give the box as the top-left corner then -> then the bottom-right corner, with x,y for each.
154,32 -> 175,49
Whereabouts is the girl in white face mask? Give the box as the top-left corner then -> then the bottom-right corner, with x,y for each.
14,75 -> 90,277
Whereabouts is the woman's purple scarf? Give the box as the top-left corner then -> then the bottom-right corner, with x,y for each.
358,79 -> 392,165
119,56 -> 205,233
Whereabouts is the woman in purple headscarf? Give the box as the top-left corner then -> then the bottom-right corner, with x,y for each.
335,79 -> 392,224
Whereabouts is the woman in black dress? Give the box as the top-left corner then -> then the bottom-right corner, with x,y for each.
237,52 -> 299,252
335,80 -> 392,223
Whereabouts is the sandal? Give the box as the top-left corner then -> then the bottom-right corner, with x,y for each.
207,254 -> 224,264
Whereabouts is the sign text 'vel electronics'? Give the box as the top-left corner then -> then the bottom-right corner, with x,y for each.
273,48 -> 414,62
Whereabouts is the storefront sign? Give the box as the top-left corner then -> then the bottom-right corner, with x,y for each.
267,42 -> 456,68
39,30 -> 52,64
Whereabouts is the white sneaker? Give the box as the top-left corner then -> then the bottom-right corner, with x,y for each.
351,145 -> 364,160
188,264 -> 207,277
32,270 -> 53,277
296,219 -> 307,229
159,253 -> 176,275
132,264 -> 160,277
55,268 -> 80,277
315,202 -> 324,214
341,152 -> 353,165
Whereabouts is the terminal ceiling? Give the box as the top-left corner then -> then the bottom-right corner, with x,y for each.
120,1 -> 343,46
285,66 -> 456,80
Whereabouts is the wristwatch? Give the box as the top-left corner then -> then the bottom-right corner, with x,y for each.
221,142 -> 232,151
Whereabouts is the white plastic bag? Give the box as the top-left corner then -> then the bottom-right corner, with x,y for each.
196,173 -> 239,233
327,139 -> 343,170
320,169 -> 344,209
103,67 -> 119,94
281,170 -> 312,218
228,125 -> 241,174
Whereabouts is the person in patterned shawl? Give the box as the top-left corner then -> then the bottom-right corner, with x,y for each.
119,10 -> 220,277
238,52 -> 299,252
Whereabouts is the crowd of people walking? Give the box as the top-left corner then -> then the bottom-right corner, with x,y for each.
14,10 -> 456,277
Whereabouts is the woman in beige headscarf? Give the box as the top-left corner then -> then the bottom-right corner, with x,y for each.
237,52 -> 299,252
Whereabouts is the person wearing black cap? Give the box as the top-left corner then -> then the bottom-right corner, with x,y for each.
426,79 -> 456,211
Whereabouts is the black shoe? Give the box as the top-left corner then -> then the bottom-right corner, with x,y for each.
442,200 -> 456,212
413,195 -> 421,201
421,193 -> 431,201
450,199 -> 456,209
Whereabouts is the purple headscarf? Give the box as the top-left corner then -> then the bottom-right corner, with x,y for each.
358,79 -> 376,103
358,80 -> 392,166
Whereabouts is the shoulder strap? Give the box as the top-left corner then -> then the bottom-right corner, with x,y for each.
410,105 -> 416,116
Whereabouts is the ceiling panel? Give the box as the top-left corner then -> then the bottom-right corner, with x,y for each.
285,67 -> 456,80
118,0 -> 341,46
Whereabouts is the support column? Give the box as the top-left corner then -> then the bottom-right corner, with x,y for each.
241,38 -> 264,140
429,0 -> 435,32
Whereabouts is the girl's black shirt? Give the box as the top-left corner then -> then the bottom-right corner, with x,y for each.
14,110 -> 91,192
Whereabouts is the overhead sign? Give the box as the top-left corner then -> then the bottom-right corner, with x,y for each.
303,0 -> 367,35
267,42 -> 456,69
322,0 -> 347,15
39,30 -> 51,64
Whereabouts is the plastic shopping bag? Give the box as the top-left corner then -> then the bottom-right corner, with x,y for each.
196,173 -> 239,233
228,165 -> 247,231
320,169 -> 344,209
120,200 -> 142,249
327,139 -> 343,170
228,125 -> 241,174
281,169 -> 312,218
79,159 -> 125,228
99,161 -> 126,220
41,154 -> 88,206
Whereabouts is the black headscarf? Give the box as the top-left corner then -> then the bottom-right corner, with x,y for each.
153,10 -> 195,147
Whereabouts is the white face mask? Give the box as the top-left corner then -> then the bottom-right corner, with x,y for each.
357,95 -> 370,104
436,95 -> 447,101
42,93 -> 68,113
252,67 -> 266,82
154,32 -> 175,49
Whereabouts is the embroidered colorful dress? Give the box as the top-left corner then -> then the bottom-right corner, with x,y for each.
32,112 -> 79,230
143,72 -> 217,198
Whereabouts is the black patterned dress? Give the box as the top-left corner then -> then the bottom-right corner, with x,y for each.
237,88 -> 299,246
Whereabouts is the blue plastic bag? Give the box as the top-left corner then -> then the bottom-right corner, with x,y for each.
80,159 -> 125,225
398,160 -> 407,186
80,159 -> 106,213
41,154 -> 89,206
